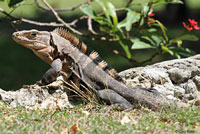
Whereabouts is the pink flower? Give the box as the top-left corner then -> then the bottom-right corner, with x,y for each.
182,19 -> 199,31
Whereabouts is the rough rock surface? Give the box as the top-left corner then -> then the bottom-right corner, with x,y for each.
120,55 -> 200,103
1,55 -> 200,109
0,80 -> 75,109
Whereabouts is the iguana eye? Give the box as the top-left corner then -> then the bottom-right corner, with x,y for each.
25,31 -> 38,39
31,32 -> 37,37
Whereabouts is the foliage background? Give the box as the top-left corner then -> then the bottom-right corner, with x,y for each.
0,0 -> 200,90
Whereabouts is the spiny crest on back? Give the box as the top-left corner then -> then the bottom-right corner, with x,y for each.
89,51 -> 99,59
53,28 -> 88,53
98,60 -> 108,69
53,28 -> 125,83
53,28 -> 79,45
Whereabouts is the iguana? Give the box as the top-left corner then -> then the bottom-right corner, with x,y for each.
12,28 -> 174,111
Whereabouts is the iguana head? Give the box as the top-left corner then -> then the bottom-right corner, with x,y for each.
12,30 -> 51,49
12,30 -> 54,64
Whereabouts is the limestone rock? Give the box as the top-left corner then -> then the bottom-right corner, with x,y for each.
120,55 -> 200,103
0,81 -> 73,109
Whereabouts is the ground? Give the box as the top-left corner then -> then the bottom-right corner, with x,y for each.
0,102 -> 199,134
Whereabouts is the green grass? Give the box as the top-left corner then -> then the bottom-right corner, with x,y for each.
0,102 -> 199,134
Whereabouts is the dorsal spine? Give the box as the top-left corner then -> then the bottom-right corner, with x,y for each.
53,28 -> 125,83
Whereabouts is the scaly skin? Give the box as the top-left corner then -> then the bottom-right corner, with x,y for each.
12,28 -> 174,111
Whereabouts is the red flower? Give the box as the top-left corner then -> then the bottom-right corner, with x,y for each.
188,19 -> 200,30
182,19 -> 200,31
148,20 -> 153,24
148,13 -> 155,17
182,22 -> 193,31
148,13 -> 155,24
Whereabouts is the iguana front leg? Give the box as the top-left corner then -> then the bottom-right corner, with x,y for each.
39,58 -> 65,85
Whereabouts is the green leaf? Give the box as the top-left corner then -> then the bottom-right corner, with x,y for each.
95,0 -> 111,24
161,45 -> 174,55
151,35 -> 163,46
169,47 -> 195,57
94,16 -> 108,25
156,20 -> 168,41
8,0 -> 24,7
99,25 -> 111,32
141,36 -> 155,45
175,34 -> 199,41
106,2 -> 118,26
95,0 -> 106,10
0,0 -> 5,2
142,4 -> 149,15
142,2 -> 153,17
118,40 -> 132,59
169,39 -> 183,47
80,4 -> 96,18
174,53 -> 181,59
81,3 -> 111,27
147,28 -> 157,32
132,41 -> 154,49
117,9 -> 140,31
176,40 -> 183,46
131,38 -> 155,49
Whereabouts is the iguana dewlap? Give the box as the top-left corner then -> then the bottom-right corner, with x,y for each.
12,28 -> 173,111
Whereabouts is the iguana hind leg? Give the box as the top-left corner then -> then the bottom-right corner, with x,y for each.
98,89 -> 132,111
